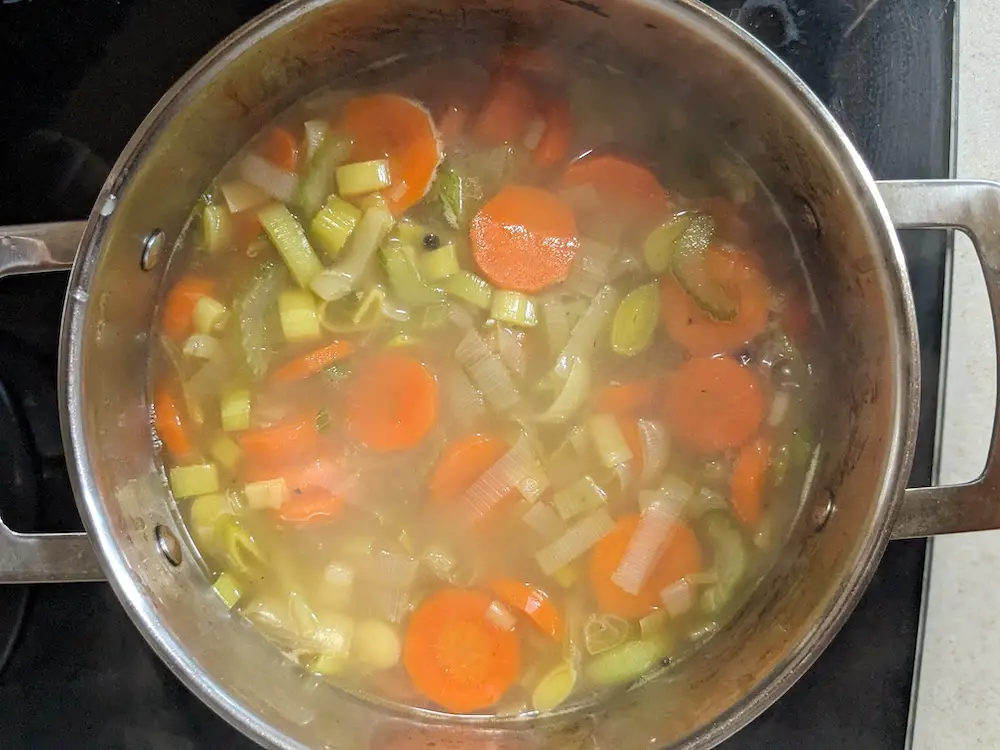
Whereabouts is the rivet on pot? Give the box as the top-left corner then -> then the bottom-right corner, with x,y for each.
141,229 -> 166,271
813,492 -> 835,531
155,524 -> 183,566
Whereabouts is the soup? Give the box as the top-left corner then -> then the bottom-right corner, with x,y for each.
151,49 -> 820,717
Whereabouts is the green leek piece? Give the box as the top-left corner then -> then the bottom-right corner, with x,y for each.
532,662 -> 577,712
318,286 -> 385,333
611,283 -> 659,356
308,653 -> 348,676
336,159 -> 391,197
351,619 -> 401,671
394,219 -> 428,247
584,633 -> 674,686
419,243 -> 460,281
551,563 -> 580,589
553,475 -> 607,521
210,435 -> 241,470
258,204 -> 324,289
517,461 -> 551,503
309,207 -> 394,302
189,493 -> 233,552
311,196 -> 362,259
244,478 -> 288,510
491,290 -> 538,328
220,386 -> 251,432
643,214 -> 692,273
700,512 -> 749,614
169,463 -> 220,498
278,289 -> 321,342
212,571 -> 244,609
535,360 -> 591,425
380,241 -> 445,306
201,204 -> 233,254
220,517 -> 264,573
441,271 -> 492,309
671,214 -> 738,320
193,296 -> 229,335
588,412 -> 634,468
303,119 -> 330,161
583,613 -> 631,655
420,303 -> 451,330
234,260 -> 289,380
295,135 -> 353,218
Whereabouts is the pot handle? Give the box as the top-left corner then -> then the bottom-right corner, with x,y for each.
0,221 -> 105,582
879,179 -> 1000,538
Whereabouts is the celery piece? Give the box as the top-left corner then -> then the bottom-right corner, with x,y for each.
212,571 -> 243,609
234,260 -> 289,380
351,619 -> 401,671
278,289 -> 321,342
643,214 -> 692,273
584,633 -> 674,686
336,159 -> 392,197
169,464 -> 219,498
181,334 -> 221,361
220,517 -> 265,573
611,283 -> 659,356
258,204 -> 324,289
193,296 -> 229,335
303,119 -> 329,161
419,243 -> 460,281
553,475 -> 607,521
380,241 -> 446,307
318,286 -> 385,333
295,135 -> 353,218
310,207 -> 394,302
491,290 -> 538,328
189,493 -> 233,552
441,271 -> 492,309
394,220 -> 428,247
201,204 -> 233,254
532,662 -> 577,712
220,386 -> 251,432
245,478 -> 288,510
700,512 -> 749,615
311,196 -> 362,259
588,413 -> 634,468
210,435 -> 241,470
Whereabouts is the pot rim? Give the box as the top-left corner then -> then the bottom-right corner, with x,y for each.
56,1 -> 922,748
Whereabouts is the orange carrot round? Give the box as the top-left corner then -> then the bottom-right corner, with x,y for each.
277,487 -> 344,524
258,127 -> 299,171
238,417 -> 320,461
659,246 -> 771,356
271,341 -> 353,383
589,514 -> 703,619
349,354 -> 438,452
472,74 -> 535,146
532,100 -> 573,167
731,433 -> 771,527
343,94 -> 442,214
594,379 -> 658,416
162,276 -> 214,340
490,577 -> 563,641
429,434 -> 507,504
470,185 -> 579,293
561,154 -> 669,220
403,589 -> 521,713
153,383 -> 192,458
662,357 -> 765,453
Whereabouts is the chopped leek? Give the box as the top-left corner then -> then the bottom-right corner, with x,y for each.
685,486 -> 728,519
181,334 -> 221,361
455,327 -> 521,411
311,196 -> 362,258
672,214 -> 737,320
220,386 -> 251,432
220,518 -> 265,573
351,619 -> 401,671
189,492 -> 233,552
517,461 -> 551,503
244,478 -> 288,510
556,285 -> 618,376
233,260 -> 288,380
336,159 -> 391,197
588,413 -> 633,468
257,203 -> 323,288
584,633 -> 674,686
321,561 -> 355,610
700,512 -> 749,614
239,154 -> 298,204
553,476 -> 607,521
536,508 -> 615,576
639,610 -> 668,639
169,463 -> 219,498
209,435 -> 241,470
381,241 -> 446,306
491,290 -> 538,328
522,501 -> 564,539
532,662 -> 577,712
309,206 -> 394,301
295,135 -> 352,218
201,204 -> 233,254
277,289 -> 321,342
220,180 -> 269,214
552,563 -> 581,589
212,571 -> 243,609
535,360 -> 590,424
442,271 -> 493,309
309,612 -> 355,665
318,286 -> 386,333
420,243 -> 460,281
193,296 -> 229,335
303,119 -> 329,161
308,653 -> 348,677
611,283 -> 659,356
643,214 -> 692,272
563,239 -> 618,298
583,613 -> 631,655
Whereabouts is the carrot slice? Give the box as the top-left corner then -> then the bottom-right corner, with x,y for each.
429,434 -> 507,504
162,276 -> 214,340
403,589 -> 521,713
561,154 -> 670,221
532,99 -> 573,167
616,414 -> 645,480
277,486 -> 344,524
490,578 -> 563,641
470,185 -> 579,293
589,514 -> 703,619
662,357 -> 764,453
595,379 -> 658,416
659,246 -> 771,356
349,354 -> 438,452
237,417 -> 320,461
472,74 -> 536,146
271,341 -> 353,383
258,127 -> 299,171
152,383 -> 192,458
732,433 -> 771,527
342,94 -> 442,214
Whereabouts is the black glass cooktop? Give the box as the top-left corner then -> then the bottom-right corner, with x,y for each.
0,1 -> 951,748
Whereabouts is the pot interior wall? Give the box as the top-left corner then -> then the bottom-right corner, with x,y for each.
71,0 -> 914,747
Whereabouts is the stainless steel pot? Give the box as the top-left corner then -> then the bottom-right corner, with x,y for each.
2,1 -> 999,748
